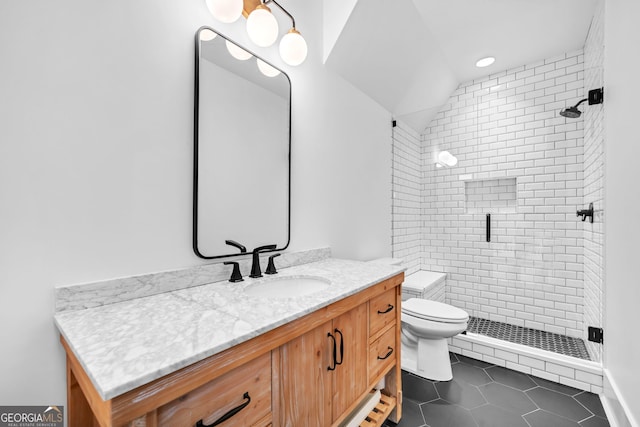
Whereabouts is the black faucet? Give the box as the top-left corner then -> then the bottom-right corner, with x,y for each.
223,261 -> 243,282
250,244 -> 277,278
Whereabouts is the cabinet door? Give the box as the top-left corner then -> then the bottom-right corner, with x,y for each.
276,321 -> 333,427
331,303 -> 368,421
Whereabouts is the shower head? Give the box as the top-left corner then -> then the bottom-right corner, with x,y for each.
559,88 -> 605,119
560,98 -> 587,118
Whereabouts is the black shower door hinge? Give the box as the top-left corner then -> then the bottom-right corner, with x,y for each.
588,327 -> 603,344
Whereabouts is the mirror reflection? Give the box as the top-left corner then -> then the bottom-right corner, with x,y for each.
194,27 -> 291,259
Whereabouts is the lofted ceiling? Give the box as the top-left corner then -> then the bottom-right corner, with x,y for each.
323,0 -> 599,133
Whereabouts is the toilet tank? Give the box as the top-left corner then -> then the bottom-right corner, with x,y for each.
402,271 -> 446,303
366,259 -> 445,303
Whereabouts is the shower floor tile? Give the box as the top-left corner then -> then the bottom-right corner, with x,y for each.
466,316 -> 591,360
384,354 -> 609,427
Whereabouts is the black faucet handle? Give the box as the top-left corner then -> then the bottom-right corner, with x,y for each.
253,244 -> 277,253
225,240 -> 247,253
265,253 -> 281,275
223,261 -> 243,282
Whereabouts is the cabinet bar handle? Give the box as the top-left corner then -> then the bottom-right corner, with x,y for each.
335,329 -> 344,365
377,304 -> 394,314
377,346 -> 394,360
195,391 -> 251,427
327,332 -> 337,371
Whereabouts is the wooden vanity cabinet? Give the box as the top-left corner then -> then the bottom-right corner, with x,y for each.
368,288 -> 399,385
156,352 -> 272,427
331,303 -> 369,420
275,320 -> 333,426
276,303 -> 368,426
63,273 -> 403,427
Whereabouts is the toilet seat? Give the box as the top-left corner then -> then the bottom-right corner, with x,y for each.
402,298 -> 469,324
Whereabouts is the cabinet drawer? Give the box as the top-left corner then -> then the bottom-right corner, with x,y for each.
157,352 -> 272,427
369,288 -> 397,336
369,325 -> 396,383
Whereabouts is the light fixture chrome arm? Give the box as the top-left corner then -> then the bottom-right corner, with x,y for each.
263,0 -> 295,28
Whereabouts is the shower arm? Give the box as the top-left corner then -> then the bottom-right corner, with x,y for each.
572,98 -> 588,109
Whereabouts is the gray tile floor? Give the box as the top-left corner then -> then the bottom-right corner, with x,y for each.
385,353 -> 609,427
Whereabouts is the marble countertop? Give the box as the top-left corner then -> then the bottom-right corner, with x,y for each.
54,258 -> 404,400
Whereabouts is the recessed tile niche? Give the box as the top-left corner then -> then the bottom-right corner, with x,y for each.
464,178 -> 517,214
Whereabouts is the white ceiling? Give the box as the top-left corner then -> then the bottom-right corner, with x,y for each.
324,0 -> 599,132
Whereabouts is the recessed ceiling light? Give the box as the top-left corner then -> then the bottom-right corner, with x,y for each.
476,57 -> 495,68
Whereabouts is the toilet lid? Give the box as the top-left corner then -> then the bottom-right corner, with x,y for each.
402,298 -> 469,323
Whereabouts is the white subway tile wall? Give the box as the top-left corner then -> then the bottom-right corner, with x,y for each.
392,122 -> 422,275
582,0 -> 605,362
392,6 -> 605,365
422,49 -> 586,340
465,178 -> 517,214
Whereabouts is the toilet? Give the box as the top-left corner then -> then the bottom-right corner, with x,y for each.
368,259 -> 469,381
402,298 -> 468,381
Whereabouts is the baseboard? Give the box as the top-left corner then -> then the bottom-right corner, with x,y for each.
601,368 -> 639,427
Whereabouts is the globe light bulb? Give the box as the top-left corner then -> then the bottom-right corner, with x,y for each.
225,40 -> 252,61
257,59 -> 281,77
205,0 -> 243,23
279,29 -> 308,66
437,151 -> 458,167
246,5 -> 279,47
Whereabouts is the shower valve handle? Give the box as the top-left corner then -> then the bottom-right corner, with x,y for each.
576,203 -> 594,223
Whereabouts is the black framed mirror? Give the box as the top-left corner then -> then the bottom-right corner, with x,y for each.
193,26 -> 291,259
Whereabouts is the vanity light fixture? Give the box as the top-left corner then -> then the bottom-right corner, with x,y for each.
246,3 -> 279,47
206,0 -> 308,66
475,56 -> 495,68
279,28 -> 307,66
436,151 -> 458,168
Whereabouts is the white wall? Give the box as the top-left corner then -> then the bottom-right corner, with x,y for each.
604,0 -> 640,424
0,0 -> 391,408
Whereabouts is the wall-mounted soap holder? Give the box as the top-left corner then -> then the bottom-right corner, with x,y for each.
577,203 -> 594,223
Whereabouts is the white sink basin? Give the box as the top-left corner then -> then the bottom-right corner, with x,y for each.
244,276 -> 330,298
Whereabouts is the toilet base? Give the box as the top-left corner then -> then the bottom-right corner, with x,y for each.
401,337 -> 453,381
